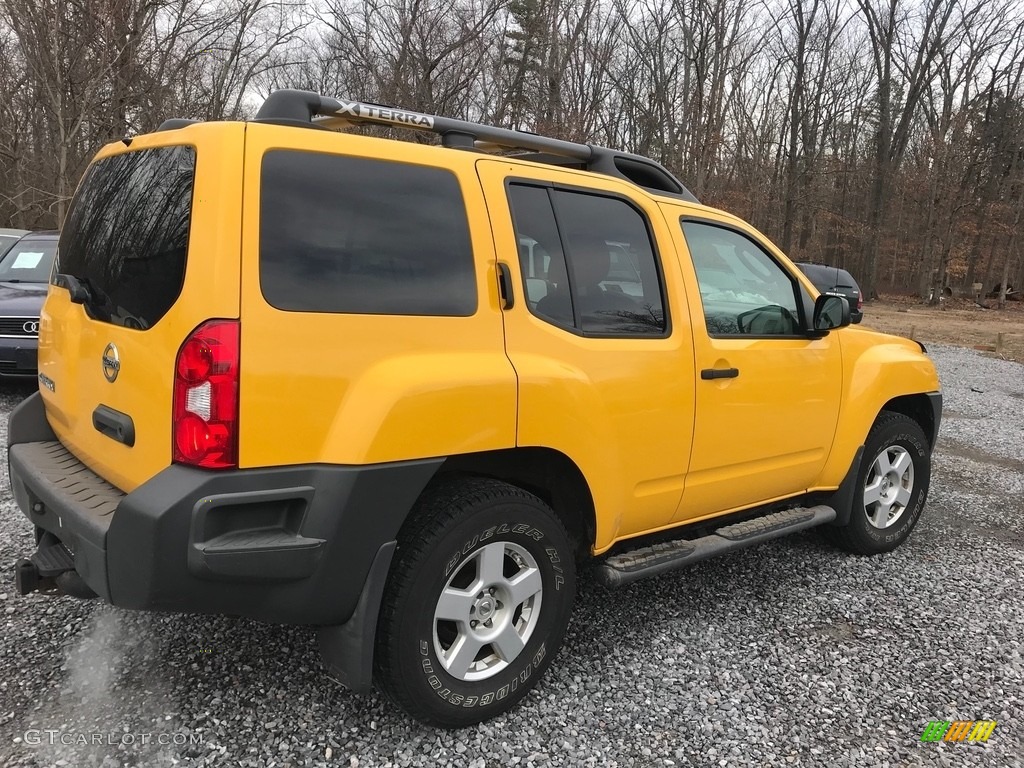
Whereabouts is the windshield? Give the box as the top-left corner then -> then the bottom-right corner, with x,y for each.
0,234 -> 24,260
0,239 -> 57,283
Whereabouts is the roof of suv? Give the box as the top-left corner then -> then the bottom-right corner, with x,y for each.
157,89 -> 700,205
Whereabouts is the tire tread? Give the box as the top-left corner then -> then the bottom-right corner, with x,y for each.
374,474 -> 572,726
828,411 -> 930,555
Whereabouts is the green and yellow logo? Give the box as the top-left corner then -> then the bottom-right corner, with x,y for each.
920,720 -> 997,743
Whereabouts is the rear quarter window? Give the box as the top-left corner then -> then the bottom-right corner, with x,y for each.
259,151 -> 476,316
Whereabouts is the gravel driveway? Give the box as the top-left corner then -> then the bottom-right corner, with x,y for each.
0,345 -> 1021,768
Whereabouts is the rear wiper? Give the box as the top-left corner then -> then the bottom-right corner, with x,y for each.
57,273 -> 114,321
56,273 -> 93,305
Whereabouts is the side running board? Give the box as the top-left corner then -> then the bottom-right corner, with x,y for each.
596,505 -> 837,588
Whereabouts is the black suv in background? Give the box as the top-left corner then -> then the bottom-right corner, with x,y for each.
796,262 -> 864,323
0,231 -> 58,377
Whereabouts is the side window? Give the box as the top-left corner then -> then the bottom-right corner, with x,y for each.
681,221 -> 802,336
507,185 -> 568,316
507,182 -> 666,336
260,150 -> 476,316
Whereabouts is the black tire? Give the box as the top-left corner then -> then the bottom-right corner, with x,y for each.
829,412 -> 931,555
374,476 -> 576,727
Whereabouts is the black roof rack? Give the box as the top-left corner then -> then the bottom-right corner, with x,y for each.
252,90 -> 698,203
157,118 -> 200,132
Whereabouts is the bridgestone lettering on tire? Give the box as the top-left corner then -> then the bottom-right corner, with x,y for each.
829,412 -> 931,555
374,476 -> 576,727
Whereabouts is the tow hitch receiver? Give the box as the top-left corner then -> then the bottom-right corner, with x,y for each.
15,540 -> 96,599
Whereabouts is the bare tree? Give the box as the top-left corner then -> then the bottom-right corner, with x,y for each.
855,0 -> 963,299
0,0 -> 1022,302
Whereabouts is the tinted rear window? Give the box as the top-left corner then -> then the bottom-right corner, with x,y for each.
798,263 -> 857,291
259,151 -> 476,316
0,239 -> 57,283
57,146 -> 195,329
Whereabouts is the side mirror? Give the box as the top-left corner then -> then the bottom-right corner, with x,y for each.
811,293 -> 851,336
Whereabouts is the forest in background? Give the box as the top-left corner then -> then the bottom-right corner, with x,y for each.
1,0 -> 1022,302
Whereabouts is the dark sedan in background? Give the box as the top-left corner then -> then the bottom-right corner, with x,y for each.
796,261 -> 864,324
0,231 -> 58,378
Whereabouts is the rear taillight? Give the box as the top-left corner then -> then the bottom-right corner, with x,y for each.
173,319 -> 239,469
857,292 -> 863,311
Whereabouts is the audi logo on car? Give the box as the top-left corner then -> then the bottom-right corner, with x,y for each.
22,320 -> 39,334
101,343 -> 120,383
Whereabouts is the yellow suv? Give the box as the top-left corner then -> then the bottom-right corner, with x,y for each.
8,90 -> 941,727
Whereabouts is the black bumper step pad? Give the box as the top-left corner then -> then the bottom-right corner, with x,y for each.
30,543 -> 75,577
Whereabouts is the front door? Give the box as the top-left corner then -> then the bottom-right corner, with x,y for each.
670,216 -> 843,521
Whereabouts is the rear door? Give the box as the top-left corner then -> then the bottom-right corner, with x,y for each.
40,124 -> 244,492
476,159 -> 695,551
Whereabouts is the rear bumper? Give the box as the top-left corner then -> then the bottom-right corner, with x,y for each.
7,392 -> 442,626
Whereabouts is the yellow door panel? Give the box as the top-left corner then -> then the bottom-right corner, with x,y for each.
476,159 -> 695,552
238,125 -> 516,467
667,210 -> 843,520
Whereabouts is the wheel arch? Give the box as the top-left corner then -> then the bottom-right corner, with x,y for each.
824,408 -> 932,554
435,447 -> 596,559
879,392 -> 941,448
824,393 -> 940,527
